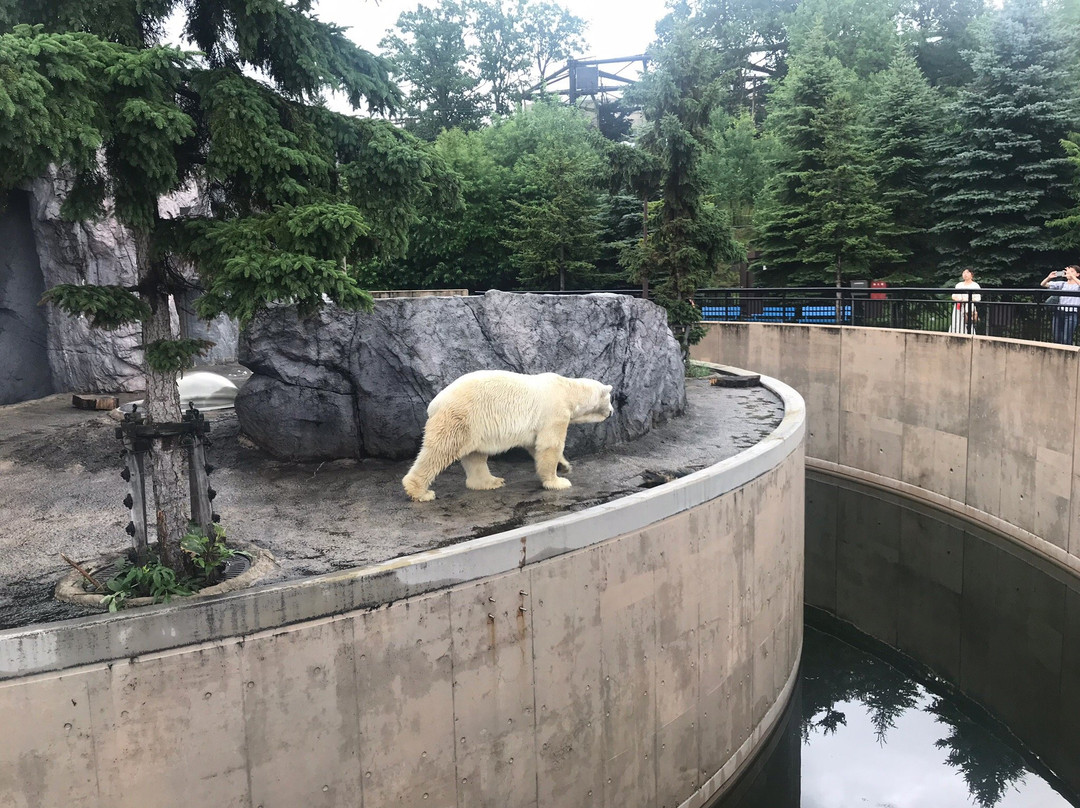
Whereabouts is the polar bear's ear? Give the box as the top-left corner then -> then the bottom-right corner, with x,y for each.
604,384 -> 613,394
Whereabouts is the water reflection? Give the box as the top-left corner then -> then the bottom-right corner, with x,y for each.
801,626 -> 1065,808
711,468 -> 1080,808
713,626 -> 1074,808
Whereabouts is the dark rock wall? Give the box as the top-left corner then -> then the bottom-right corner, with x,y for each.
236,291 -> 687,460
0,191 -> 53,405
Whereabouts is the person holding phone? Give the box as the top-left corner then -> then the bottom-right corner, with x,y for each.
1040,265 -> 1080,345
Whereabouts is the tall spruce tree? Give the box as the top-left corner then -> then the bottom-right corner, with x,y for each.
866,50 -> 944,281
929,0 -> 1078,285
621,20 -> 742,351
1050,133 -> 1080,249
754,24 -> 901,288
503,144 -> 603,291
1,6 -> 453,572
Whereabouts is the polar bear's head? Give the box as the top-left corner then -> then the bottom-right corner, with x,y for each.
569,379 -> 615,424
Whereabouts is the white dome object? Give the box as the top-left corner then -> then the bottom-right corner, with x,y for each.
118,371 -> 240,415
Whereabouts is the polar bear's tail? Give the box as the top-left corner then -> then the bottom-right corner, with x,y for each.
402,407 -> 471,502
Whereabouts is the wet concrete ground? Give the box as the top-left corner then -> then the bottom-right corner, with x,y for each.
0,377 -> 784,630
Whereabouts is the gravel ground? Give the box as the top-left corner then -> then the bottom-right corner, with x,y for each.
0,376 -> 784,630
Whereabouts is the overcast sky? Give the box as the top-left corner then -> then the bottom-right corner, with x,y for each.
312,0 -> 668,62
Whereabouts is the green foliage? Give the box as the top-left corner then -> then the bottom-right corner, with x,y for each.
1050,133 -> 1080,248
144,338 -> 213,373
504,144 -> 603,290
701,110 -> 780,237
186,204 -> 376,323
181,522 -> 245,586
788,0 -> 901,80
380,100 -> 611,292
623,21 -> 743,303
469,0 -> 532,116
101,556 -> 195,612
754,24 -> 901,285
929,0 -> 1078,284
39,283 -> 150,328
519,0 -> 586,84
381,1 -> 488,140
100,524 -> 244,610
865,50 -> 944,281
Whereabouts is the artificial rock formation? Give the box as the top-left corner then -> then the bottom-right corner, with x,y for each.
5,170 -> 238,401
235,291 -> 687,460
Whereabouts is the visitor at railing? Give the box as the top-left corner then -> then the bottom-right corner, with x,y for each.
1040,265 -> 1080,345
949,269 -> 982,335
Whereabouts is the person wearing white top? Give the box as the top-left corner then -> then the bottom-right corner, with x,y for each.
949,269 -> 981,334
1040,264 -> 1080,345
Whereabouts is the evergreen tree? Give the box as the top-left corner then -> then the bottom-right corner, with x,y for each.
754,24 -> 901,287
621,20 -> 742,347
1,7 -> 452,571
899,0 -> 986,88
1049,133 -> 1080,249
504,144 -> 603,290
788,0 -> 902,80
929,0 -> 1079,285
866,50 -> 944,281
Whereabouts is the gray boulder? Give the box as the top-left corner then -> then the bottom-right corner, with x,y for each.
236,291 -> 687,460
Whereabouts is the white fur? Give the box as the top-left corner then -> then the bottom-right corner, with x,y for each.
402,370 -> 614,502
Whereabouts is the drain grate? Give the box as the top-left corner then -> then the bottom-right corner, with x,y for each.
221,554 -> 252,581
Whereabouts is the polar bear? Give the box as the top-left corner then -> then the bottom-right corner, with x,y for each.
402,370 -> 614,502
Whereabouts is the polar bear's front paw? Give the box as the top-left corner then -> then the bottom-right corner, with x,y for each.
467,476 -> 506,490
542,476 -> 573,491
410,489 -> 436,502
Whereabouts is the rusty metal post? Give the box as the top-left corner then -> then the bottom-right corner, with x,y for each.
184,405 -> 213,539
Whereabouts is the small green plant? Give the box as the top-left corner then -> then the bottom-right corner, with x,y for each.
101,524 -> 246,611
101,558 -> 195,612
181,523 -> 246,585
685,362 -> 713,379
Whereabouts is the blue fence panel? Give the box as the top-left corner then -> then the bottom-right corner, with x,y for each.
700,305 -> 741,321
749,306 -> 797,322
799,305 -> 852,324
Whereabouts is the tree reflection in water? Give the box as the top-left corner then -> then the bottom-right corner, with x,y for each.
929,698 -> 1027,808
802,626 -> 1033,808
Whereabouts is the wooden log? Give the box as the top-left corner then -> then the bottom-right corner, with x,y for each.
72,394 -> 119,410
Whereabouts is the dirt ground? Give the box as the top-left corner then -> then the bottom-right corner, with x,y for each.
0,377 -> 784,630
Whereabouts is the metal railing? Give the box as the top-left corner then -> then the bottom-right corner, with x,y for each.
693,287 -> 1075,345
481,286 -> 1075,346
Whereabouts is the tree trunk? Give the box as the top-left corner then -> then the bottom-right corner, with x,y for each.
641,197 -> 649,300
134,231 -> 190,571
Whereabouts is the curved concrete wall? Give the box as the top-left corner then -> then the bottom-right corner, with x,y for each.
0,375 -> 805,808
694,323 -> 1080,576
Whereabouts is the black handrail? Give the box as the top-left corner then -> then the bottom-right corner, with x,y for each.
690,287 -> 1072,345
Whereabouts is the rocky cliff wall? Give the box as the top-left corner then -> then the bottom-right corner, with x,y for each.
236,291 -> 688,460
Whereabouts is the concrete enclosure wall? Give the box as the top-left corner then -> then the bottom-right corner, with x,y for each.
0,375 -> 805,808
694,323 -> 1080,575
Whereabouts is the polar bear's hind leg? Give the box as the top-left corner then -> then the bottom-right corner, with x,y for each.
461,452 -> 505,490
402,408 -> 470,502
